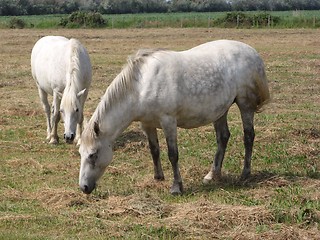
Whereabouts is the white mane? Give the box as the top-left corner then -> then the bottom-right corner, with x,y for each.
93,49 -> 161,125
65,39 -> 85,94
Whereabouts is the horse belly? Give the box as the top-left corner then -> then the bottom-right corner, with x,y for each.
174,72 -> 235,128
176,97 -> 231,128
33,53 -> 67,94
34,66 -> 66,94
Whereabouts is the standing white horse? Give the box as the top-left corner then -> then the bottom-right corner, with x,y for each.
79,40 -> 270,195
31,36 -> 92,144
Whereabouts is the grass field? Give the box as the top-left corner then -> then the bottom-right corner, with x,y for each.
0,28 -> 319,239
1,10 -> 320,29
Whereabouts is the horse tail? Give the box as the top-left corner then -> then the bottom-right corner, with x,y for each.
254,62 -> 270,113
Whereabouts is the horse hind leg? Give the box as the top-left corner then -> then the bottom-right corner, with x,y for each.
237,101 -> 255,180
38,88 -> 51,141
203,111 -> 230,184
141,124 -> 164,181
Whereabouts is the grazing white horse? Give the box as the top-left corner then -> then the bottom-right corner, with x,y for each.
79,40 -> 270,195
31,36 -> 92,144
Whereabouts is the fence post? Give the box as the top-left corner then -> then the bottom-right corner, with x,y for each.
314,16 -> 316,28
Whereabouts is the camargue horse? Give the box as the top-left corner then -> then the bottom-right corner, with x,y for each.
31,36 -> 92,144
79,40 -> 270,195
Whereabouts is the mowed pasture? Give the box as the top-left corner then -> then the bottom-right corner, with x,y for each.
0,28 -> 319,239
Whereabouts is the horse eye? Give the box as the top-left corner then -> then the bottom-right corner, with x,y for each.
88,151 -> 98,166
75,108 -> 79,112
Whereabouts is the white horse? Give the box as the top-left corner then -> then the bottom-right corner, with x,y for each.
79,40 -> 270,195
31,36 -> 92,144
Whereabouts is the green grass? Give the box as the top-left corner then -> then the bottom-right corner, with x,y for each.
0,28 -> 319,239
270,184 -> 320,224
1,10 -> 320,29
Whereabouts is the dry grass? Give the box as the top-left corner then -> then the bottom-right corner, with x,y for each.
0,28 -> 319,239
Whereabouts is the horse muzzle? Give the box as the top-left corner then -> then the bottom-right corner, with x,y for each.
80,182 -> 96,194
64,133 -> 75,143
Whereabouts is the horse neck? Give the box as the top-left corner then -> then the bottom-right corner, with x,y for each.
66,42 -> 83,94
98,91 -> 137,142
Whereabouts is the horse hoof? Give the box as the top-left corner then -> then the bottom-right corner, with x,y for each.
170,188 -> 182,195
240,172 -> 251,181
170,182 -> 183,195
49,139 -> 59,145
203,177 -> 212,185
154,175 -> 165,181
203,171 -> 213,184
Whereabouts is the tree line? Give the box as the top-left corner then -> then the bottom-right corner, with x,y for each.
1,0 -> 320,16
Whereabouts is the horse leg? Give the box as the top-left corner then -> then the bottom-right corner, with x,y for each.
160,116 -> 183,195
75,112 -> 83,146
141,124 -> 164,181
38,88 -> 51,141
238,105 -> 255,180
49,91 -> 61,144
76,94 -> 88,146
203,111 -> 230,184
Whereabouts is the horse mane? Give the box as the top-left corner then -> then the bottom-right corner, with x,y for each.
91,48 -> 162,128
65,38 -> 83,94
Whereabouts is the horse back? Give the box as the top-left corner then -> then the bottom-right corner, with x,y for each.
31,36 -> 91,95
136,40 -> 269,126
31,36 -> 70,93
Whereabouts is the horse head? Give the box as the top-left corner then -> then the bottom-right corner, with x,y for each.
79,121 -> 113,194
60,88 -> 86,143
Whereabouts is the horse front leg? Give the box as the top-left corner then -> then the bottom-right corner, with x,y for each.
160,116 -> 183,195
203,111 -> 230,184
49,91 -> 61,144
75,112 -> 83,146
141,124 -> 164,181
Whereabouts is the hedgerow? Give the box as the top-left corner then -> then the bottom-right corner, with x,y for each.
59,11 -> 106,28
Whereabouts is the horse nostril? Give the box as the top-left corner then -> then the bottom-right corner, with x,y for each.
80,183 -> 95,194
64,133 -> 74,142
81,184 -> 90,194
64,133 -> 66,139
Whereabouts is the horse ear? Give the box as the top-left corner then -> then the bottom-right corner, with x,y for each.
77,88 -> 86,98
93,121 -> 100,136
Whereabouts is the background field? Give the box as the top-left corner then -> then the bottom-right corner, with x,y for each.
0,28 -> 319,239
1,10 -> 320,29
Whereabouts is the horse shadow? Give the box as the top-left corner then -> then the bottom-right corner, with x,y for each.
184,170 -> 320,195
106,130 -> 320,195
114,130 -> 146,151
